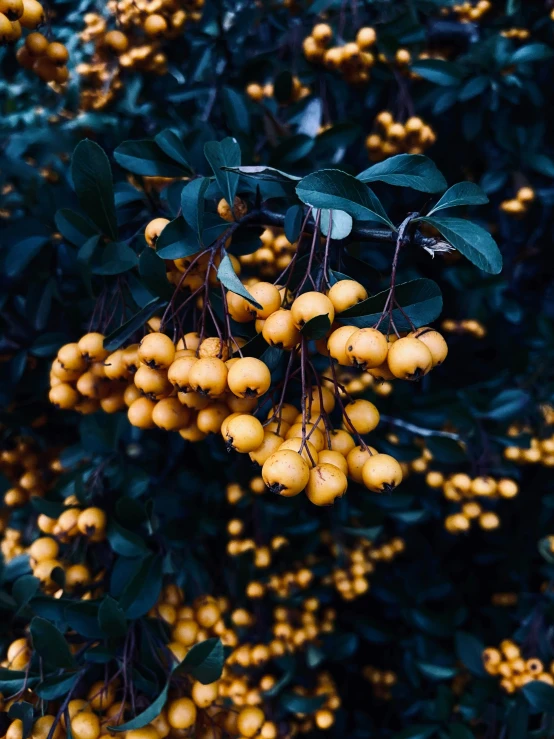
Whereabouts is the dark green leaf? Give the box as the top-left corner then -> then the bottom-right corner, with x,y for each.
223,166 -> 300,183
428,183 -> 488,215
91,242 -> 137,275
109,681 -> 170,731
411,59 -> 463,86
8,702 -> 34,739
176,637 -> 224,684
119,554 -> 164,619
103,298 -> 165,352
339,278 -> 442,331
30,333 -> 68,358
418,662 -> 458,680
71,140 -> 117,240
221,87 -> 250,133
55,209 -> 100,247
13,575 -> 40,613
156,218 -> 201,260
36,673 -> 79,700
419,216 -> 502,274
522,681 -> 554,712
98,596 -> 127,638
114,140 -> 191,177
300,314 -> 331,340
204,138 -> 241,207
0,669 -> 39,694
281,692 -> 327,714
217,253 -> 262,309
479,389 -> 530,421
154,130 -> 192,173
107,520 -> 149,558
181,177 -> 209,243
30,616 -> 76,669
511,43 -> 554,64
139,248 -> 173,300
296,169 -> 394,229
357,155 -> 447,193
284,205 -> 303,243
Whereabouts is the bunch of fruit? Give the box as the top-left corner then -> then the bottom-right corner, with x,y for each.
501,27 -> 530,40
239,228 -> 298,279
441,0 -> 491,22
500,187 -> 535,216
1,435 -> 64,511
246,76 -> 310,104
363,666 -> 398,700
504,431 -> 554,465
483,640 -> 554,693
441,318 -> 487,339
365,112 -> 436,161
302,24 -> 377,85
424,472 -> 518,534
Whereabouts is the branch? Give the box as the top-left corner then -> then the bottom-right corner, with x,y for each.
379,415 -> 463,442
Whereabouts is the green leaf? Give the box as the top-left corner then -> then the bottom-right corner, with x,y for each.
119,554 -> 164,619
508,700 -> 528,739
91,242 -> 138,275
71,140 -> 117,240
221,87 -> 250,134
30,616 -> 76,669
428,183 -> 488,215
13,575 -> 40,613
522,681 -> 554,712
480,389 -> 530,421
8,702 -> 34,739
319,209 -> 353,240
36,673 -> 79,700
55,209 -> 100,247
511,43 -> 554,64
222,165 -> 301,183
357,154 -> 447,193
410,59 -> 463,86
0,669 -> 39,694
454,632 -> 486,676
296,169 -> 395,229
181,177 -> 209,243
3,222 -> 50,278
339,278 -> 442,331
109,681 -> 170,731
217,253 -> 262,309
139,248 -> 173,300
204,138 -> 241,208
284,205 -> 303,243
107,520 -> 149,558
300,314 -> 331,340
156,218 -> 201,260
114,140 -> 191,177
419,217 -> 502,274
280,692 -> 327,714
98,596 -> 127,638
154,130 -> 192,173
103,298 -> 166,352
418,662 -> 458,680
175,637 -> 224,684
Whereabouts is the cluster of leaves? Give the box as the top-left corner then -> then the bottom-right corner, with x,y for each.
1,0 -> 554,737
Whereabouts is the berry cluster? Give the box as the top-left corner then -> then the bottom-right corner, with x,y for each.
441,318 -> 487,339
365,112 -> 436,162
363,666 -> 398,700
501,27 -> 530,40
1,436 -> 63,512
239,228 -> 298,280
500,186 -> 535,216
483,641 -> 554,693
504,426 -> 554,466
302,24 -> 377,85
246,77 -> 310,105
442,0 -> 491,22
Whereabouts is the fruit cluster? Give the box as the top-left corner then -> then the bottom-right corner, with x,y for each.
483,641 -> 554,693
441,318 -> 487,339
365,112 -> 436,162
500,186 -> 535,216
442,0 -> 491,22
239,228 -> 298,280
302,24 -> 377,85
1,435 -> 63,512
424,472 -> 518,534
504,428 -> 554,466
246,77 -> 310,105
363,666 -> 397,700
500,28 -> 530,40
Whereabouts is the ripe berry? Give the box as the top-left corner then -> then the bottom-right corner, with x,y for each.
198,337 -> 229,359
145,217 -> 169,247
237,707 -> 265,738
45,41 -> 68,64
343,399 -> 380,435
346,445 -> 378,483
167,356 -> 198,391
196,402 -> 229,434
387,337 -> 433,380
188,357 -> 228,397
306,463 -> 347,505
144,13 -> 167,36
152,398 -> 191,431
70,712 -> 100,739
318,449 -> 348,474
224,414 -> 264,453
262,309 -> 300,350
262,450 -> 310,496
128,397 -> 156,428
362,453 -> 403,492
0,0 -> 23,20
346,328 -> 389,369
78,332 -> 108,362
58,342 -> 87,372
167,698 -> 197,729
227,357 -> 271,398
286,422 -> 325,452
246,282 -> 281,319
327,325 -> 357,365
134,365 -> 172,399
138,332 -> 175,369
278,437 -> 319,467
326,429 -> 356,455
408,327 -> 448,367
49,383 -> 78,409
77,507 -> 106,539
290,291 -> 335,328
191,681 -> 219,708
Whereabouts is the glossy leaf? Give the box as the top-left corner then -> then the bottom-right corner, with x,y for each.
103,298 -> 166,352
109,681 -> 170,731
98,596 -> 127,638
156,217 -> 201,260
428,182 -> 489,215
8,702 -> 34,739
319,209 -> 353,240
30,616 -> 76,669
175,637 -> 224,684
419,216 -> 502,274
181,177 -> 209,243
296,169 -> 395,229
217,253 -> 262,309
357,154 -> 447,193
55,209 -> 100,247
71,140 -> 117,240
114,140 -> 191,177
154,130 -> 192,172
204,138 -> 241,207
